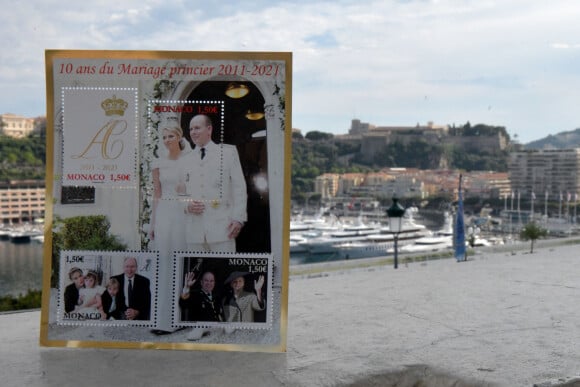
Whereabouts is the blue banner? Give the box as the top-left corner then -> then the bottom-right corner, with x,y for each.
455,174 -> 466,262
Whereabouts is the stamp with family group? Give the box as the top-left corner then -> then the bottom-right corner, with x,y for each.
58,251 -> 157,326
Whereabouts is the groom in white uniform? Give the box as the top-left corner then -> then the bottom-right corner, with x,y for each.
182,114 -> 247,252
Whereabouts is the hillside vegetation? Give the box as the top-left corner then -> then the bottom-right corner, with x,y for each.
291,123 -> 512,198
0,134 -> 45,180
3,122 -> 578,200
525,127 -> 580,149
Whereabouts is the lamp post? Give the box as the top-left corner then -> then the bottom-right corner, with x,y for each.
387,197 -> 406,269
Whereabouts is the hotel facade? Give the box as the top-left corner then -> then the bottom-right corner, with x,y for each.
0,180 -> 45,225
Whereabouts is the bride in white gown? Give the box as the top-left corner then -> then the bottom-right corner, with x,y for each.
149,122 -> 190,333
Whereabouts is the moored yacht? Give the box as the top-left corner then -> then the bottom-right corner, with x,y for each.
0,227 -> 11,241
400,211 -> 454,253
400,235 -> 452,253
296,211 -> 430,263
5,224 -> 43,244
297,218 -> 381,255
290,211 -> 344,254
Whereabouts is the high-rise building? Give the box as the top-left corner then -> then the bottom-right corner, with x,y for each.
508,149 -> 580,199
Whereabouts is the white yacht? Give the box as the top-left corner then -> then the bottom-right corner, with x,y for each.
289,210 -> 343,254
400,211 -> 454,253
297,211 -> 429,263
297,216 -> 381,255
7,225 -> 43,244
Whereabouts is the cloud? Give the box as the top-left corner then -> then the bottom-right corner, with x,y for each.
305,32 -> 340,49
1,0 -> 580,142
551,42 -> 580,49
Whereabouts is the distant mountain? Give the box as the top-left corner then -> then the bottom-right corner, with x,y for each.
525,128 -> 580,149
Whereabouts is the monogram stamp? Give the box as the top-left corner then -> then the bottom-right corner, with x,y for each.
61,88 -> 138,187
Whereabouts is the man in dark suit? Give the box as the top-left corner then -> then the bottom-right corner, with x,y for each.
179,271 -> 224,322
64,267 -> 84,313
112,257 -> 151,320
180,270 -> 224,341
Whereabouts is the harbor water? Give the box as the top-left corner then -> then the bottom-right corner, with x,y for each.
0,240 -> 44,297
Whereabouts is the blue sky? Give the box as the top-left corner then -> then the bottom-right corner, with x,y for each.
1,0 -> 580,143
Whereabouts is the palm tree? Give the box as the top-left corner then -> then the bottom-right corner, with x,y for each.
519,222 -> 547,253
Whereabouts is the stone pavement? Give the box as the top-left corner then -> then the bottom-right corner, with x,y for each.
1,240 -> 580,387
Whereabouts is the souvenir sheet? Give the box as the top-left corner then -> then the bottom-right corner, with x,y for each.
41,50 -> 291,352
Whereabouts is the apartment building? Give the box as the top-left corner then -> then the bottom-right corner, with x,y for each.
337,173 -> 366,195
313,167 -> 512,203
508,149 -> 580,199
468,171 -> 511,199
315,173 -> 340,199
0,180 -> 45,224
317,169 -> 427,199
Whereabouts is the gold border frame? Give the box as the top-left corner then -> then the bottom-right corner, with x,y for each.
41,50 -> 292,352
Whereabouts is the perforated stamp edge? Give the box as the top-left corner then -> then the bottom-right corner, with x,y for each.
57,250 -> 158,328
172,252 -> 273,330
142,99 -> 225,203
60,87 -> 139,189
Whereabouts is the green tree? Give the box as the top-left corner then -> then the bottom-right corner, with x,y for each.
519,222 -> 548,253
51,215 -> 127,287
22,151 -> 39,165
0,135 -> 45,180
305,131 -> 334,141
0,290 -> 42,312
292,131 -> 304,140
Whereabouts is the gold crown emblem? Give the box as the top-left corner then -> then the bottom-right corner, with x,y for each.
101,95 -> 128,116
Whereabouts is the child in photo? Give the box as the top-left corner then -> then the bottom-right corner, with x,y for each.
98,277 -> 124,320
76,270 -> 105,316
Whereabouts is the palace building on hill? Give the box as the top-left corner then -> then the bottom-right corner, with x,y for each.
338,119 -> 509,164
